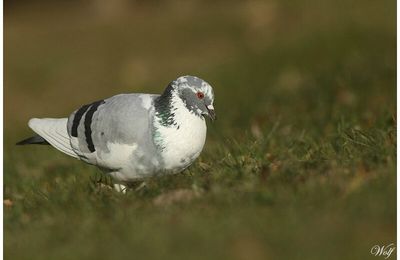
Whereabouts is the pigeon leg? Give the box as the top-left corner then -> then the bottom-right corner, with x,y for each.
134,182 -> 147,191
113,183 -> 127,193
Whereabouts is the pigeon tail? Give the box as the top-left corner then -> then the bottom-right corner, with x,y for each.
16,135 -> 49,145
19,118 -> 79,159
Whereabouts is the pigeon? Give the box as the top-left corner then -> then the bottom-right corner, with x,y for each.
17,75 -> 216,190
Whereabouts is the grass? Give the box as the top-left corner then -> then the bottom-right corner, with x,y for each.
4,1 -> 396,259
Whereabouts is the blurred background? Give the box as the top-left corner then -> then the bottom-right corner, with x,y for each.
5,0 -> 395,134
4,1 -> 396,259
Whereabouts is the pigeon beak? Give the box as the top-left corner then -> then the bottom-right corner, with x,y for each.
206,105 -> 216,121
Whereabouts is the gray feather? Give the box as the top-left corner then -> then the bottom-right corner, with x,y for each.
67,93 -> 162,169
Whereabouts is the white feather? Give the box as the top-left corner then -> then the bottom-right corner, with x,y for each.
154,92 -> 207,172
97,142 -> 138,172
28,118 -> 78,159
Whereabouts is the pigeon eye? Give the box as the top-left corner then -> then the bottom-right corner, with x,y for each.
197,92 -> 204,99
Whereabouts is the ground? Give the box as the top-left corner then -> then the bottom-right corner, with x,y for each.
4,1 -> 396,259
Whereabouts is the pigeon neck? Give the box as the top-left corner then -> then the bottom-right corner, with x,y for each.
154,84 -> 178,127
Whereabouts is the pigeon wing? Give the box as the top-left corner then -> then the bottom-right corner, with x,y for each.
67,94 -> 159,167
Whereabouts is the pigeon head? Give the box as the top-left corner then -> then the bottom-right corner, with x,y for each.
171,75 -> 216,121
